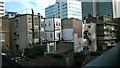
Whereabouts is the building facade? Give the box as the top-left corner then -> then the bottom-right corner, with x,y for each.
44,17 -> 62,53
45,0 -> 82,20
82,0 -> 120,18
0,0 -> 5,17
61,18 -> 82,41
61,18 -> 83,53
97,15 -> 117,50
113,18 -> 120,43
82,15 -> 97,52
9,14 -> 39,51
0,17 -> 9,50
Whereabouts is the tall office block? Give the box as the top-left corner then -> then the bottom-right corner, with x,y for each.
0,0 -> 5,17
82,0 -> 120,18
45,0 -> 82,20
113,0 -> 120,18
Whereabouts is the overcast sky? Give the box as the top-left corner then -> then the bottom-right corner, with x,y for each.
5,0 -> 56,17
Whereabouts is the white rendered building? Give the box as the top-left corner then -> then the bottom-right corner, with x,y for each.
44,18 -> 62,53
82,20 -> 97,52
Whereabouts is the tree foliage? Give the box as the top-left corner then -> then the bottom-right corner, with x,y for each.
24,45 -> 46,59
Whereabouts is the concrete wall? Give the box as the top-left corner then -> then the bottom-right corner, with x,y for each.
56,42 -> 73,53
9,15 -> 28,50
9,14 -> 40,51
62,18 -> 83,41
62,29 -> 73,41
74,33 -> 83,53
73,19 -> 83,38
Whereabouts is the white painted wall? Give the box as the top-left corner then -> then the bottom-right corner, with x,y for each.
45,18 -> 61,31
73,33 -> 83,53
83,22 -> 97,52
62,29 -> 73,41
45,18 -> 62,42
113,0 -> 120,18
45,31 -> 61,41
47,42 -> 56,53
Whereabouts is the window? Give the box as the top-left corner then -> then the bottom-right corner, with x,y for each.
0,9 -> 4,11
49,21 -> 50,26
49,46 -> 54,53
88,25 -> 91,28
14,32 -> 19,40
59,22 -> 60,26
15,44 -> 19,50
0,6 -> 4,7
0,13 -> 4,15
15,20 -> 18,27
57,33 -> 59,37
14,32 -> 17,40
50,33 -> 52,38
34,19 -> 38,25
28,17 -> 31,20
29,21 -> 31,23
56,22 -> 58,26
0,2 -> 4,4
17,34 -> 19,39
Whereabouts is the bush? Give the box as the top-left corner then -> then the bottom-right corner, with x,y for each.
74,53 -> 86,67
46,53 -> 63,60
24,45 -> 46,59
90,50 -> 104,56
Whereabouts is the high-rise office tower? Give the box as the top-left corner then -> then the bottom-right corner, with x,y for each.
113,0 -> 120,18
45,0 -> 82,20
82,0 -> 120,18
0,0 -> 5,17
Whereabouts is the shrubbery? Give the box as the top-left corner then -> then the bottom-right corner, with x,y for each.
24,45 -> 46,59
90,50 -> 104,56
74,53 -> 85,67
46,53 -> 63,60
